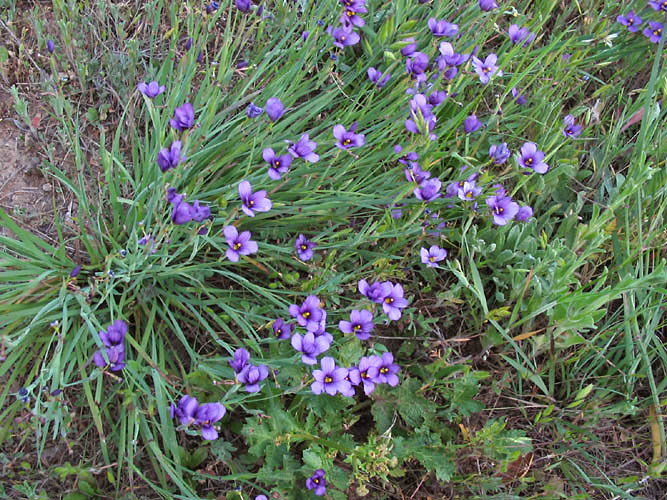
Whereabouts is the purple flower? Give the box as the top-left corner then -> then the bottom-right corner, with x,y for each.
171,199 -> 195,225
400,37 -> 417,56
367,67 -> 391,88
235,0 -> 251,12
169,103 -> 195,131
489,143 -> 511,165
376,352 -> 400,386
562,115 -> 582,138
643,21 -> 663,43
333,123 -> 365,149
428,90 -> 447,106
306,469 -> 327,496
288,295 -> 324,332
648,1 -> 667,12
396,148 -> 418,164
70,265 -> 81,278
381,283 -> 408,321
92,344 -> 125,371
328,25 -> 360,48
311,310 -> 333,345
272,318 -> 292,339
479,0 -> 498,11
246,102 -> 264,118
295,234 -> 316,261
338,309 -> 374,340
206,1 -> 220,14
46,39 -> 55,53
428,18 -> 458,37
508,24 -> 535,46
170,395 -> 199,426
263,148 -> 293,180
405,164 -> 431,184
358,279 -> 392,303
420,245 -> 448,267
100,319 -> 128,346
516,205 -> 534,222
438,42 -> 469,69
137,81 -> 166,98
191,201 -> 211,222
157,141 -> 185,172
223,226 -> 258,262
358,355 -> 381,395
458,181 -> 482,201
194,402 -> 226,440
486,194 -> 520,225
311,357 -> 351,396
302,31 -> 309,41
237,364 -> 269,393
288,134 -> 319,162
406,52 -> 429,80
472,54 -> 501,84
511,87 -> 527,105
291,331 -> 330,365
255,496 -> 268,500
406,93 -> 436,137
617,11 -> 642,32
340,1 -> 367,27
463,114 -> 482,133
517,142 -> 549,174
265,98 -> 284,121
184,37 -> 193,50
239,180 -> 272,217
414,178 -> 442,202
229,347 -> 250,374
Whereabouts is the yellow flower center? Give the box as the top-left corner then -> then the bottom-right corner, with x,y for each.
301,244 -> 308,250
380,367 -> 388,374
234,242 -> 242,250
429,256 -> 436,262
525,157 -> 533,165
361,371 -> 370,379
276,329 -> 282,336
324,376 -> 333,383
275,160 -> 280,166
303,311 -> 310,319
343,138 -> 351,145
385,297 -> 394,304
353,324 -> 361,330
248,199 -> 254,206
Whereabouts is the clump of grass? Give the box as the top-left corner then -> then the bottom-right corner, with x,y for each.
1,0 -> 665,498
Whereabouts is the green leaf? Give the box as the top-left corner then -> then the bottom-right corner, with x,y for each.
189,447 -> 208,469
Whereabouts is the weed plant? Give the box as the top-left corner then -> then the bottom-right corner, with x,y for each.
0,0 -> 665,498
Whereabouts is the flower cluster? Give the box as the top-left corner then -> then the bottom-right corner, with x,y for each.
167,188 -> 211,225
229,348 -> 269,393
617,9 -> 664,43
358,279 -> 408,321
328,0 -> 367,49
170,395 -> 226,440
92,319 -> 128,372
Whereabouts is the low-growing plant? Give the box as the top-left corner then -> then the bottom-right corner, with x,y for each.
1,0 -> 665,498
